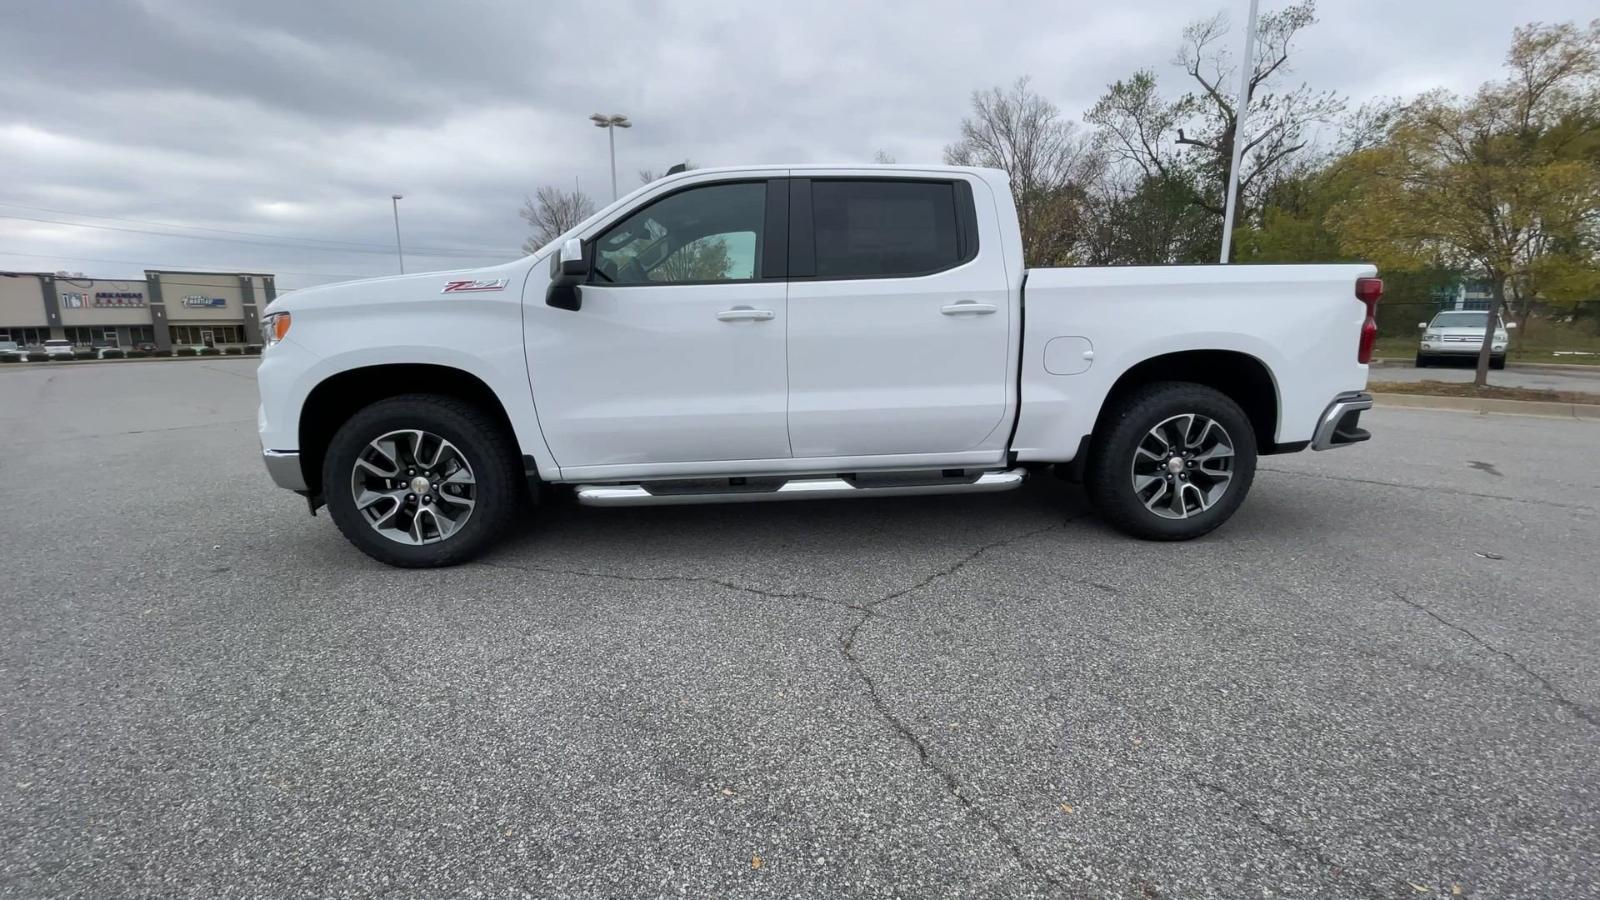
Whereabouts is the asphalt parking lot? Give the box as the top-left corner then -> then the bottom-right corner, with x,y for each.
2,358 -> 1597,899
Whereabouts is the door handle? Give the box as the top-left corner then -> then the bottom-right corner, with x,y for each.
716,306 -> 775,322
940,301 -> 997,316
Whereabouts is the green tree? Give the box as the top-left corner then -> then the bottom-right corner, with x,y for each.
1330,20 -> 1600,385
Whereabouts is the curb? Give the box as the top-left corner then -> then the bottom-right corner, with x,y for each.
1371,357 -> 1600,373
1372,391 -> 1600,420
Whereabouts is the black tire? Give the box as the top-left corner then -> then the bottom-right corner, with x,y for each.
1490,355 -> 1506,370
322,394 -> 522,568
1083,382 -> 1258,541
1415,353 -> 1430,368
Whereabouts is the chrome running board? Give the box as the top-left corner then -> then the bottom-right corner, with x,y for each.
574,468 -> 1027,507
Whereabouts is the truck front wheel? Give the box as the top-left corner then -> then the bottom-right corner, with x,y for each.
1084,382 -> 1258,541
322,394 -> 522,567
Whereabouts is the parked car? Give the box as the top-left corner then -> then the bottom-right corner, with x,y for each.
1416,310 -> 1513,368
0,340 -> 25,361
257,165 -> 1379,567
42,339 -> 76,360
134,341 -> 159,354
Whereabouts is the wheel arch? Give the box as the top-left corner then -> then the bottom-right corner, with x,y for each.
1092,349 -> 1285,454
297,363 -> 519,498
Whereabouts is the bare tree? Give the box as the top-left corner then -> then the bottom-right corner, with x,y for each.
1086,0 -> 1342,249
519,185 -> 596,254
944,77 -> 1105,264
872,149 -> 897,164
638,160 -> 698,185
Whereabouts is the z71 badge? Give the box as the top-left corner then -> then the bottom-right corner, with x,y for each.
441,278 -> 508,293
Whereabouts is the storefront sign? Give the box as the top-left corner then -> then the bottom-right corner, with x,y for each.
182,296 -> 227,308
62,292 -> 86,308
94,291 -> 145,307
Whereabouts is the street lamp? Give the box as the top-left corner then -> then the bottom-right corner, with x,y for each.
589,113 -> 631,201
390,194 -> 406,274
1218,0 -> 1260,264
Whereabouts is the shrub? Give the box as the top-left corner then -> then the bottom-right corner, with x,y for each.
0,355 -> 18,363
74,349 -> 96,360
197,346 -> 220,357
25,351 -> 48,362
243,345 -> 263,356
222,346 -> 243,356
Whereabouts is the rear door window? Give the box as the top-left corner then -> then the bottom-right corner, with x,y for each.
809,180 -> 966,279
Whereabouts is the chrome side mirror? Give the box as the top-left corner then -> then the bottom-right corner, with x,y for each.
1417,322 -> 1428,329
1505,321 -> 1518,329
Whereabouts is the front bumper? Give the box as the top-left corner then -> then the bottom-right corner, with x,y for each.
1420,342 -> 1505,356
263,450 -> 307,491
1311,392 -> 1373,451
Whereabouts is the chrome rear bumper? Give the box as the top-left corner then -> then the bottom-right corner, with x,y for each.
1311,393 -> 1373,451
263,449 -> 307,491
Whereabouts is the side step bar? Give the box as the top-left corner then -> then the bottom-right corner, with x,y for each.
575,468 -> 1027,507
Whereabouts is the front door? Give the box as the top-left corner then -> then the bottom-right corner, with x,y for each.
524,179 -> 791,470
785,177 -> 1012,458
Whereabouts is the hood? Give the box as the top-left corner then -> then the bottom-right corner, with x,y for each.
263,258 -> 537,314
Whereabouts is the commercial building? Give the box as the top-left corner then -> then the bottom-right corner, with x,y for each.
0,269 -> 275,350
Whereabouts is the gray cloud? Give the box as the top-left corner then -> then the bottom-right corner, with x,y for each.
1,0 -> 1591,288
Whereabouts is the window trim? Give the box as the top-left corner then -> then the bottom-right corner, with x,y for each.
789,176 -> 980,283
583,178 -> 785,288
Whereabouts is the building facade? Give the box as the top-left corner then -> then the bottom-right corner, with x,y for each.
0,269 -> 275,350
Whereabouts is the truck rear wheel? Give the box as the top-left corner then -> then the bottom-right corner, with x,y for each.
1084,382 -> 1258,541
322,394 -> 521,567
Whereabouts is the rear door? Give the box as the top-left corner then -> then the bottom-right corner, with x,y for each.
784,175 -> 1012,458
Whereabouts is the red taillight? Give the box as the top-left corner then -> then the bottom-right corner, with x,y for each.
1355,277 -> 1382,364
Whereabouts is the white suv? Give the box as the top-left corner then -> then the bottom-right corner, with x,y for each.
42,339 -> 77,360
1417,311 -> 1512,369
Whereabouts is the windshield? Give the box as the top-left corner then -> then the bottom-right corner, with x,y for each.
1430,312 -> 1503,330
44,340 -> 71,347
0,341 -> 17,351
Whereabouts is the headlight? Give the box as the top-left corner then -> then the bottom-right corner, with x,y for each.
1424,332 -> 1440,341
262,312 -> 292,347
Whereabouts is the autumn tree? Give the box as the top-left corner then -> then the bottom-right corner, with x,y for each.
944,77 -> 1105,265
519,185 -> 596,254
1331,20 -> 1600,385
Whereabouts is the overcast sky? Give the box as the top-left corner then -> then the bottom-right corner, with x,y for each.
0,0 -> 1592,289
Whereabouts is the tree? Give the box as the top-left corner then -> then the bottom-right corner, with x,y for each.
945,77 -> 1105,265
1085,1 -> 1343,260
519,185 -> 596,254
872,150 -> 897,164
1331,20 -> 1600,385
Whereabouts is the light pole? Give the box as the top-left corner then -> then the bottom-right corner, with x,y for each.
1218,0 -> 1260,264
589,113 -> 631,201
390,194 -> 406,274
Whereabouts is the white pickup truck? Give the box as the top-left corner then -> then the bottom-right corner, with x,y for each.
257,165 -> 1378,567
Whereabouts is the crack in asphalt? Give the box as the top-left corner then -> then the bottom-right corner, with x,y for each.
837,519 -> 1077,893
1183,774 -> 1344,876
1390,591 -> 1598,728
481,521 -> 1078,892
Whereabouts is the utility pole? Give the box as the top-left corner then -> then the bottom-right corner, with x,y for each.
1218,0 -> 1260,264
390,194 -> 406,274
589,113 -> 632,201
